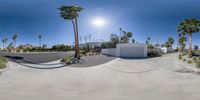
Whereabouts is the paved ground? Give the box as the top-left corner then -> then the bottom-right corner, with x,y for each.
0,52 -> 74,63
0,53 -> 200,100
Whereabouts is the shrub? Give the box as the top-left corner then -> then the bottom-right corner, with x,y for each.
178,54 -> 183,60
187,60 -> 193,64
0,56 -> 8,63
0,56 -> 7,69
148,51 -> 162,57
182,52 -> 187,56
61,56 -> 73,64
0,61 -> 6,69
183,59 -> 187,62
196,60 -> 200,68
193,57 -> 199,63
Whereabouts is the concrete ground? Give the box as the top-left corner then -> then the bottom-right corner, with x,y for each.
0,53 -> 200,100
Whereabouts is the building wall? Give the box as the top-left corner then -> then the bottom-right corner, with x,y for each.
102,43 -> 147,58
101,48 -> 116,56
160,47 -> 174,53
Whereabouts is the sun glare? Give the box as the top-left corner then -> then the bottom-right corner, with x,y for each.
92,17 -> 106,27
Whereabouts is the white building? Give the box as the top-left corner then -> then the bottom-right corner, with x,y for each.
102,43 -> 148,58
79,42 -> 103,49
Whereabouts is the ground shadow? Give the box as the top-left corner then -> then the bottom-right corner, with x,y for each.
9,58 -> 70,69
70,55 -> 116,68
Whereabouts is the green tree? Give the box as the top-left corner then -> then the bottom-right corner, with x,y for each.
146,37 -> 151,45
121,31 -> 133,43
177,33 -> 187,52
7,42 -> 13,52
110,34 -> 119,48
167,37 -> 174,47
132,39 -> 135,43
59,6 -> 83,59
110,34 -> 119,44
177,18 -> 200,57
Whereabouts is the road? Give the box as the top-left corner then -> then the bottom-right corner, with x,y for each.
0,52 -> 74,63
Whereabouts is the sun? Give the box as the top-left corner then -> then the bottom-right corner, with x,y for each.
92,17 -> 106,27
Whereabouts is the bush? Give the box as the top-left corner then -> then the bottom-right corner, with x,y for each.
183,59 -> 187,62
178,54 -> 183,60
0,61 -> 6,69
148,51 -> 162,57
193,57 -> 199,63
0,56 -> 8,63
187,60 -> 193,64
0,56 -> 7,69
61,56 -> 73,64
182,52 -> 187,56
196,60 -> 200,68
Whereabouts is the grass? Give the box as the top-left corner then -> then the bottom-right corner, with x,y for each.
0,56 -> 8,69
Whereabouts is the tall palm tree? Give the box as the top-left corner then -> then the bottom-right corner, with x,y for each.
119,27 -> 122,43
2,39 -> 5,49
59,6 -> 83,59
38,35 -> 42,48
4,38 -> 7,50
177,18 -> 200,57
12,34 -> 18,52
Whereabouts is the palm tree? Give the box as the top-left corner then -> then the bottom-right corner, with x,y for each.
59,6 -> 83,59
177,18 -> 200,57
4,38 -> 7,50
146,37 -> 151,45
178,35 -> 187,52
167,37 -> 174,47
2,39 -> 5,49
12,34 -> 18,52
38,35 -> 42,48
119,27 -> 122,43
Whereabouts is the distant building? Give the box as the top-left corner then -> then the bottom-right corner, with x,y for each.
79,42 -> 103,49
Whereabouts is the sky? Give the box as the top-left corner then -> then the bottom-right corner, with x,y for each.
0,0 -> 200,48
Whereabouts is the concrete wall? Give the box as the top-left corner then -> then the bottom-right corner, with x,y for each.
102,43 -> 147,58
101,48 -> 116,56
116,44 -> 147,58
160,47 -> 174,53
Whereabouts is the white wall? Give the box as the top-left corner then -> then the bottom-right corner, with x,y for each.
117,44 -> 147,58
102,43 -> 147,58
101,48 -> 116,56
160,47 -> 174,53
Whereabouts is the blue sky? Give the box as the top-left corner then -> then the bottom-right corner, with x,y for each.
0,0 -> 200,48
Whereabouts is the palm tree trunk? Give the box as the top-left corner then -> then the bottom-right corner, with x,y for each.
189,33 -> 193,58
75,17 -> 80,59
39,38 -> 41,48
71,20 -> 78,58
5,42 -> 7,50
14,40 -> 16,52
2,42 -> 4,50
